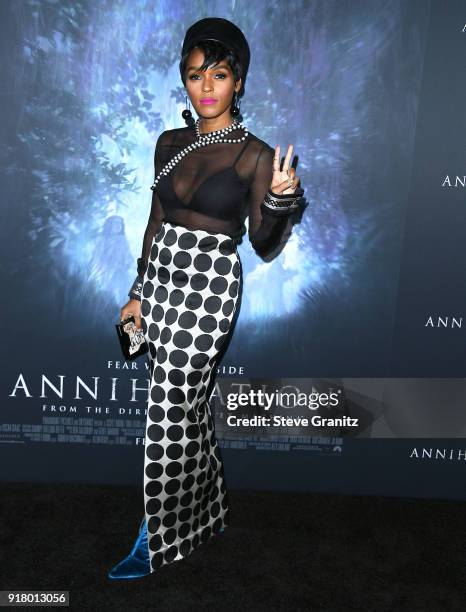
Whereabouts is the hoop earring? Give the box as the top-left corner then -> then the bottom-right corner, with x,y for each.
182,94 -> 195,127
230,91 -> 243,123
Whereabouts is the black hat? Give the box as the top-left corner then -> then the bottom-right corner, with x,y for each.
180,17 -> 250,92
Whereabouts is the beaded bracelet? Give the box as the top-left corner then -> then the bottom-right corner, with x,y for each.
262,188 -> 301,211
128,275 -> 143,301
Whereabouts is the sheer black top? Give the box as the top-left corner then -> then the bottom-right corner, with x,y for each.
128,124 -> 305,299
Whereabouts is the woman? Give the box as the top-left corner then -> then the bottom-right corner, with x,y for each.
108,17 -> 305,580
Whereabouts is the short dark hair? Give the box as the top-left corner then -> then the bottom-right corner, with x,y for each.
179,39 -> 245,98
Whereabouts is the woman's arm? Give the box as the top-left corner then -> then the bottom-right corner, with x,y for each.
248,144 -> 305,259
127,132 -> 166,301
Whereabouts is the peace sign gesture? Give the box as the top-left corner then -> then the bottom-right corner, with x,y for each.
270,144 -> 300,195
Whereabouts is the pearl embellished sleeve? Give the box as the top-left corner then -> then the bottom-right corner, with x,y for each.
248,144 -> 304,259
128,132 -> 167,301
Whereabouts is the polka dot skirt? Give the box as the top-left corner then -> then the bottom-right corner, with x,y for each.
140,221 -> 242,572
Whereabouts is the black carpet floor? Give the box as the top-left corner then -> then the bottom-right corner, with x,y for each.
0,482 -> 464,611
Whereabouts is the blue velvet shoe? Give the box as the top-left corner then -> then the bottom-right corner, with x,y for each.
108,517 -> 151,580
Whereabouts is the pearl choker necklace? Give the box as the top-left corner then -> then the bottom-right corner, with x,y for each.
150,118 -> 249,191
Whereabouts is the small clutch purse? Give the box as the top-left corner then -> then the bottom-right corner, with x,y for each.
115,315 -> 148,360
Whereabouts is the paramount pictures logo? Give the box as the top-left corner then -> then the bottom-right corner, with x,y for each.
409,448 -> 466,461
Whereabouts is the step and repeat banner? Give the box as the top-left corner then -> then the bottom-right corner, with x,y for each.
1,0 -> 464,500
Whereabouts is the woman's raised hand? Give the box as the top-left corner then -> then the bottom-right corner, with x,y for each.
120,298 -> 143,330
270,144 -> 300,195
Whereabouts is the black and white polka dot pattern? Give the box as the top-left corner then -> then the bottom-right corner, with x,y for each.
140,221 -> 242,572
